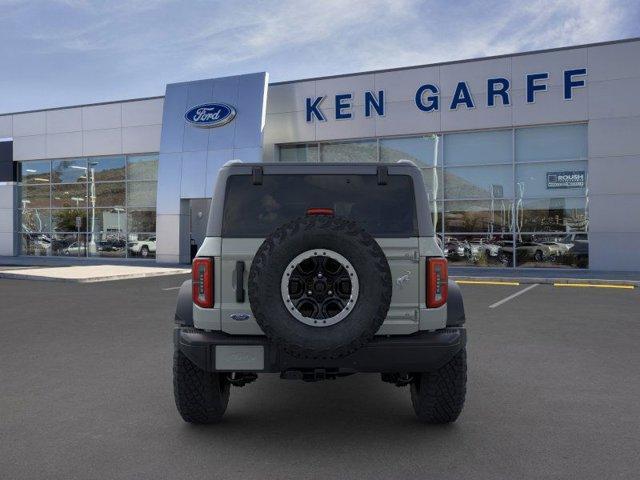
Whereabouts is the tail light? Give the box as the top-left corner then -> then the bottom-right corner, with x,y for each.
192,257 -> 214,308
306,207 -> 334,216
427,257 -> 448,308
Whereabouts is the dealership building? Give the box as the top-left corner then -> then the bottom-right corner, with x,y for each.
0,37 -> 639,271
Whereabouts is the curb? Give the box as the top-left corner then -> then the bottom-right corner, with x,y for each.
0,269 -> 190,283
451,276 -> 639,287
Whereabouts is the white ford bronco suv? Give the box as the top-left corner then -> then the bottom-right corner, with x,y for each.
173,161 -> 467,424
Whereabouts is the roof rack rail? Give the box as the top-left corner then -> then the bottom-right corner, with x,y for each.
223,159 -> 243,167
396,159 -> 419,168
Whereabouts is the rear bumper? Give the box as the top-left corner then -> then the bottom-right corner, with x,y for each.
174,327 -> 466,374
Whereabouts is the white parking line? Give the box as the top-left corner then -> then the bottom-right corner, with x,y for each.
489,283 -> 539,309
162,286 -> 182,291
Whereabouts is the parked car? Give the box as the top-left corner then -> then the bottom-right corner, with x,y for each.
97,239 -> 126,252
567,235 -> 589,268
466,238 -> 500,259
128,236 -> 156,258
63,242 -> 86,256
540,241 -> 571,258
498,241 -> 553,265
442,237 -> 465,260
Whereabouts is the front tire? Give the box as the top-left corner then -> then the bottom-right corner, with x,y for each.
173,349 -> 230,424
140,245 -> 149,258
410,348 -> 467,424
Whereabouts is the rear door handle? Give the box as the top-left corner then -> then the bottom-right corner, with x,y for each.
235,261 -> 245,303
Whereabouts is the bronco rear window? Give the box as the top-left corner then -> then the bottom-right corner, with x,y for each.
222,174 -> 418,237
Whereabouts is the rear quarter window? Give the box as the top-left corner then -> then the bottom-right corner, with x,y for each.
222,174 -> 418,237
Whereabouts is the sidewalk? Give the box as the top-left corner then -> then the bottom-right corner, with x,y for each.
0,255 -> 185,269
0,264 -> 190,283
450,267 -> 640,287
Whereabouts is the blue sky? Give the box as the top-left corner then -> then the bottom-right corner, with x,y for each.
0,0 -> 638,113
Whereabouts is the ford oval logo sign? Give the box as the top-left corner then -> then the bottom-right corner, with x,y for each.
185,103 -> 236,128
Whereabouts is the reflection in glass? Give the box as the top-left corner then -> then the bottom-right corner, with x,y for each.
444,165 -> 513,199
420,168 -> 442,201
320,140 -> 377,163
127,233 -> 156,258
516,124 -> 587,162
439,234 -> 510,267
21,185 -> 50,208
380,135 -> 440,167
50,233 -> 87,257
20,209 -> 51,233
51,158 -> 88,183
94,182 -> 125,207
444,200 -> 513,233
52,209 -> 87,232
91,156 -> 125,181
91,208 -> 126,238
17,154 -> 158,259
444,130 -> 512,166
514,234 -> 588,269
432,202 -> 443,232
21,233 -> 52,256
52,183 -> 87,208
88,233 -> 126,258
515,197 -> 587,233
127,181 -> 157,207
515,161 -> 587,198
128,209 -> 156,232
279,144 -> 319,162
127,154 -> 159,181
21,160 -> 50,184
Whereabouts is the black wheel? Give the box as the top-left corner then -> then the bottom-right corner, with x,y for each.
140,245 -> 149,258
534,249 -> 543,262
248,215 -> 392,359
173,349 -> 230,424
410,348 -> 467,424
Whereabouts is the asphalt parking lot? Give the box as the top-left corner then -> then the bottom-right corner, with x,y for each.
1,275 -> 639,479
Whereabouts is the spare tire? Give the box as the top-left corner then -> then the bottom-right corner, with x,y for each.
248,215 -> 392,359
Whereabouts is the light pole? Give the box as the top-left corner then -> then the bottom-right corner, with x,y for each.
114,207 -> 125,245
71,162 -> 98,255
89,162 -> 97,253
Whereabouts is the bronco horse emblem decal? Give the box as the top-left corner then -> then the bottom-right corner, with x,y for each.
396,270 -> 412,288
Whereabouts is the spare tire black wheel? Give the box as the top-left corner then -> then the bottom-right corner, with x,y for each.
248,216 -> 392,359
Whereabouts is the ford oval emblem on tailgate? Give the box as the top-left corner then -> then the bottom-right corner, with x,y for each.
230,313 -> 251,321
185,102 -> 236,128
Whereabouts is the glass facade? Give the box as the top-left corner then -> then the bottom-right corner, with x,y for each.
277,124 -> 588,268
18,154 -> 158,259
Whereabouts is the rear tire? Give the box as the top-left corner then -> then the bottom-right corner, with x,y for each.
141,245 -> 149,258
173,349 -> 230,424
410,348 -> 467,424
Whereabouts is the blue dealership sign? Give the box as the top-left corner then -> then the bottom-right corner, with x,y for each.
305,68 -> 587,122
185,102 -> 237,128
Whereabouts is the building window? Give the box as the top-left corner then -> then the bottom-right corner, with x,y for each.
276,123 -> 588,268
18,154 -> 158,259
320,140 -> 377,163
278,144 -> 319,162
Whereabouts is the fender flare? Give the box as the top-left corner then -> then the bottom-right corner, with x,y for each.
446,279 -> 465,327
174,280 -> 193,327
